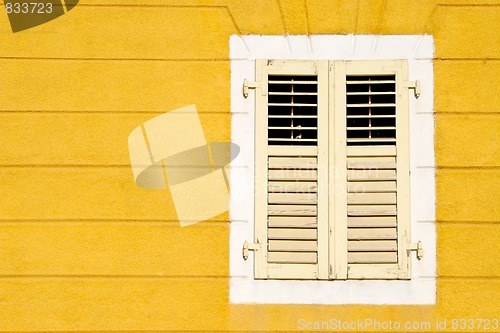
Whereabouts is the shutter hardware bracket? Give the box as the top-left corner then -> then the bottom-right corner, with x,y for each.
405,80 -> 421,99
243,79 -> 266,98
242,241 -> 262,260
407,241 -> 424,260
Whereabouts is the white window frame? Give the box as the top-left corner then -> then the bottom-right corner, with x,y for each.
229,35 -> 436,304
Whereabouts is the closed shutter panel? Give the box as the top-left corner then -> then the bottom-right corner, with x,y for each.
254,60 -> 329,279
336,61 -> 411,279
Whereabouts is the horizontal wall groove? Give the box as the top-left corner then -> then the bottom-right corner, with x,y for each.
437,3 -> 500,7
435,220 -> 499,224
0,275 -> 229,280
64,4 -> 227,9
0,165 -> 130,168
436,166 -> 500,170
0,165 -> 244,169
434,58 -> 500,61
0,3 -> 228,8
437,276 -> 500,280
0,331 -> 240,333
0,110 -> 230,115
0,57 -> 229,62
1,57 -> 494,63
0,219 -> 229,225
434,111 -> 500,115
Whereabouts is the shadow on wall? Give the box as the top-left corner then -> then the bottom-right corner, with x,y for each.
5,0 -> 79,33
128,104 -> 239,226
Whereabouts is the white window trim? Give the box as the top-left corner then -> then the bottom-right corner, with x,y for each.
229,35 -> 436,304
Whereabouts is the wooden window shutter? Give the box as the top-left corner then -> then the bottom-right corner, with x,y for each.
332,60 -> 412,279
254,60 -> 329,279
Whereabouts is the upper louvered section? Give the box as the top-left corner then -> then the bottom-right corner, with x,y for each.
268,75 -> 318,146
267,149 -> 318,264
346,75 -> 396,146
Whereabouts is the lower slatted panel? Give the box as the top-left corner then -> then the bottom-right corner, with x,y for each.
267,154 -> 318,265
346,146 -> 398,265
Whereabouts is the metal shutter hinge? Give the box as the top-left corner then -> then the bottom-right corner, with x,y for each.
243,79 -> 266,98
407,241 -> 424,260
242,241 -> 262,260
405,80 -> 421,99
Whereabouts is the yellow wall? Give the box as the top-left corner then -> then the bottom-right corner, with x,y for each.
0,0 -> 498,331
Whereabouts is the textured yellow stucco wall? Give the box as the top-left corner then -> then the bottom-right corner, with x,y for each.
0,0 -> 498,331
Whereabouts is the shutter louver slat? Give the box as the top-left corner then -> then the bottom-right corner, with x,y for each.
268,216 -> 317,228
268,193 -> 317,204
268,204 -> 317,216
268,181 -> 317,193
348,252 -> 398,264
269,240 -> 318,252
347,240 -> 397,251
347,169 -> 397,181
268,169 -> 317,181
347,216 -> 397,228
347,228 -> 397,240
268,228 -> 317,240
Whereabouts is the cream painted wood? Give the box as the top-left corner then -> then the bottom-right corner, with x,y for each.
347,216 -> 397,227
265,264 -> 317,279
348,228 -> 398,240
269,240 -> 318,252
268,205 -> 317,216
268,228 -> 317,240
268,182 -> 317,193
347,264 -> 400,279
254,59 -> 269,279
395,60 -> 412,279
347,146 -> 396,157
268,193 -> 317,204
347,193 -> 397,205
268,157 -> 317,169
254,60 -> 322,279
344,60 -> 411,280
268,169 -> 317,181
316,60 -> 330,280
347,205 -> 397,216
330,60 -> 348,279
347,181 -> 397,193
267,146 -> 317,156
268,252 -> 317,264
268,216 -> 318,228
347,170 -> 397,181
347,157 -> 396,169
347,240 -> 398,252
348,252 -> 398,264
